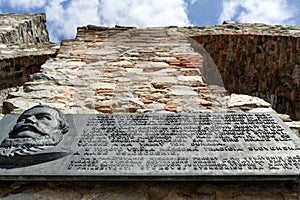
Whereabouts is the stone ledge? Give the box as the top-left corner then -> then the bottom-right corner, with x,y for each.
180,22 -> 300,37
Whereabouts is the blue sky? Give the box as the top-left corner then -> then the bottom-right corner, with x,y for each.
0,0 -> 299,42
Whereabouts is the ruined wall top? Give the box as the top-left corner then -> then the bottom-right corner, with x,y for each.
0,13 -> 50,45
1,13 -> 300,199
0,13 -> 57,91
180,22 -> 300,37
75,22 -> 300,39
0,13 -> 57,60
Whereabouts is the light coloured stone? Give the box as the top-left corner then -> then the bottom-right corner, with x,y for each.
110,60 -> 133,67
64,60 -> 86,67
125,75 -> 149,82
89,61 -> 106,66
128,98 -> 145,106
151,77 -> 177,85
155,52 -> 171,56
95,100 -> 112,108
285,121 -> 300,134
8,90 -> 57,99
145,68 -> 177,77
3,98 -> 62,114
67,106 -> 100,114
125,68 -> 143,73
170,86 -> 198,96
178,75 -> 204,83
85,49 -> 118,55
23,84 -> 67,92
90,82 -> 116,90
198,98 -> 213,106
145,103 -> 166,111
136,62 -> 169,68
277,114 -> 293,122
0,44 -> 7,48
152,56 -> 177,61
248,107 -> 277,113
0,50 -> 12,54
228,94 -> 271,108
150,92 -> 164,100
60,79 -> 90,87
157,98 -> 169,103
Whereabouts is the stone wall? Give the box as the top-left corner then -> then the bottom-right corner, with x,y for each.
0,49 -> 57,89
3,27 -> 227,115
76,24 -> 135,42
0,13 -> 49,44
2,22 -> 300,200
181,22 -> 300,120
0,14 -> 57,92
1,14 -> 300,199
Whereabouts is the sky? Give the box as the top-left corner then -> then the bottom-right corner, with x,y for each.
0,0 -> 299,42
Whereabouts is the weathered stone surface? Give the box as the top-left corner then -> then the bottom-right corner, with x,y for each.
170,86 -> 198,96
0,13 -> 57,90
181,23 -> 300,120
1,16 -> 300,199
248,107 -> 277,113
228,94 -> 271,109
151,77 -> 177,88
0,181 -> 300,199
286,121 -> 300,133
0,13 -> 49,44
277,114 -> 293,122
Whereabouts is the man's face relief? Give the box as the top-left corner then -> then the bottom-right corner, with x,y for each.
9,107 -> 61,139
0,105 -> 70,160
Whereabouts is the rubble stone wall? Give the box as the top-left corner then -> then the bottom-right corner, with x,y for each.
182,23 -> 300,120
0,53 -> 55,89
1,15 -> 300,199
0,13 -> 49,44
2,23 -> 300,200
0,14 -> 57,91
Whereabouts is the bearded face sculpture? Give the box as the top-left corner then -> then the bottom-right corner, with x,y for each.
0,105 -> 69,156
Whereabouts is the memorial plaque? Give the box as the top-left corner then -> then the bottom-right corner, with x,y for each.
0,106 -> 300,181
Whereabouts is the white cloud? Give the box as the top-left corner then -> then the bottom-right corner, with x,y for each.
0,0 -> 192,42
45,0 -> 100,42
45,0 -> 191,42
6,0 -> 47,9
219,0 -> 295,25
98,0 -> 191,27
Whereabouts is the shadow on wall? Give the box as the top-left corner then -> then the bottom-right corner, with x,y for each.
192,34 -> 300,120
0,54 -> 56,90
188,37 -> 225,88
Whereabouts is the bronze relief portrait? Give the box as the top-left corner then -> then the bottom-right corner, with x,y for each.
0,105 -> 70,168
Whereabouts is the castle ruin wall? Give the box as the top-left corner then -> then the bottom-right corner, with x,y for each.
0,14 -> 57,90
181,24 -> 300,120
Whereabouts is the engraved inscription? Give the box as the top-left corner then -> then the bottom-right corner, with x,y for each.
66,113 -> 300,176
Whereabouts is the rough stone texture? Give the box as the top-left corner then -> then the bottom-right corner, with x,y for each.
0,181 -> 299,200
1,14 -> 300,199
0,13 -> 58,90
180,22 -> 300,120
4,26 -> 231,115
0,13 -> 49,44
0,45 -> 58,89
